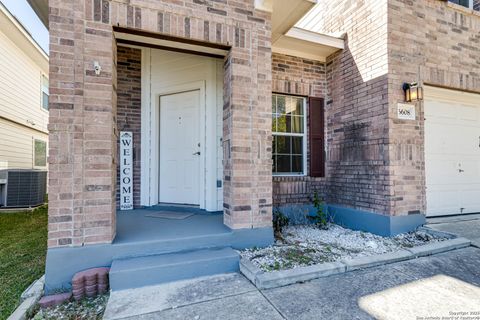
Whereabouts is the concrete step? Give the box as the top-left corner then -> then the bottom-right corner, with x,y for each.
109,247 -> 239,291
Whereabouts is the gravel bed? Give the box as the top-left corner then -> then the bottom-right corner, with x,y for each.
241,224 -> 449,272
29,295 -> 108,320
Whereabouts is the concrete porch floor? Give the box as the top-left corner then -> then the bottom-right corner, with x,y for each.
44,206 -> 273,291
115,206 -> 229,244
110,205 -> 272,256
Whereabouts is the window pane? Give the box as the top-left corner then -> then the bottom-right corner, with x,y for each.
292,156 -> 303,173
285,97 -> 304,116
271,94 -> 305,175
291,116 -> 304,133
274,135 -> 290,154
283,115 -> 303,133
277,95 -> 286,114
42,93 -> 49,110
34,140 -> 47,167
449,0 -> 470,8
42,75 -> 49,89
276,155 -> 290,173
294,98 -> 304,115
292,137 -> 303,155
285,97 -> 295,115
276,114 -> 287,133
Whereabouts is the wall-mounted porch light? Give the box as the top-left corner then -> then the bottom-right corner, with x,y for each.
402,82 -> 423,102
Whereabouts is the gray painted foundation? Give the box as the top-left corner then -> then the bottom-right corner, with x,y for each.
277,204 -> 426,237
45,204 -> 426,292
44,210 -> 273,293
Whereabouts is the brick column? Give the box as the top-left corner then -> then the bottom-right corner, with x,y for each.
48,0 -> 117,248
222,26 -> 273,229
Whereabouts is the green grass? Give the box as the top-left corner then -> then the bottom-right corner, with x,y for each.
0,206 -> 47,320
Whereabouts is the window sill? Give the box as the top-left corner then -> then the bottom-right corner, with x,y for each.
272,175 -> 326,182
446,2 -> 480,17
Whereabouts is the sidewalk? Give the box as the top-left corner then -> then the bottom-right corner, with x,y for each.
104,247 -> 480,320
427,214 -> 480,248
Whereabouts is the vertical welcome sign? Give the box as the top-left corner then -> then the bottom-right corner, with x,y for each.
120,131 -> 133,210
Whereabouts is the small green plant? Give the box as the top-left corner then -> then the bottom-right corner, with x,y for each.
309,191 -> 328,229
265,261 -> 282,271
283,248 -> 314,265
273,208 -> 289,237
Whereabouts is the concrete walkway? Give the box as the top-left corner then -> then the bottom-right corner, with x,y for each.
427,214 -> 480,248
104,247 -> 480,320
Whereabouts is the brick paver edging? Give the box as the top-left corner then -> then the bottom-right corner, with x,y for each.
240,230 -> 471,290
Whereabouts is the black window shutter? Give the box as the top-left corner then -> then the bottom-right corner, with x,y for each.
309,97 -> 325,177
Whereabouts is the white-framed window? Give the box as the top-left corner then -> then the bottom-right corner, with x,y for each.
272,94 -> 307,176
41,74 -> 49,111
34,139 -> 47,167
449,0 -> 473,8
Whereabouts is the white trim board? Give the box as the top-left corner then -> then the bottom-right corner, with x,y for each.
424,85 -> 480,105
140,48 -> 223,211
272,28 -> 344,62
114,31 -> 229,58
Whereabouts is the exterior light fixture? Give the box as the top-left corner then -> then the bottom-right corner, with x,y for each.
402,82 -> 423,102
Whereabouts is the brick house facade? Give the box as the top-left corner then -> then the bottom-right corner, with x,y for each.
36,0 -> 479,291
47,0 -> 273,248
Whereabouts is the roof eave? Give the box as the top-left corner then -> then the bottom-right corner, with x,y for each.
27,0 -> 48,29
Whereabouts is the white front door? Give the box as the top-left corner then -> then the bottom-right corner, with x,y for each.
425,88 -> 480,216
159,90 -> 201,205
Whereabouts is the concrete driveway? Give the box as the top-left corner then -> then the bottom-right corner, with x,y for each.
104,247 -> 480,320
427,214 -> 480,248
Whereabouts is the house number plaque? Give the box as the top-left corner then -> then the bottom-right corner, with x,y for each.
120,131 -> 133,210
397,103 -> 416,120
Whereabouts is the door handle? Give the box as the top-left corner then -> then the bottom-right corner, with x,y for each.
193,151 -> 200,155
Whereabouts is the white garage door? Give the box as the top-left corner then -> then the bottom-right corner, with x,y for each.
424,86 -> 480,217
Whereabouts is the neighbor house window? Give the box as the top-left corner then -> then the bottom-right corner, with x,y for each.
41,75 -> 49,111
449,0 -> 473,8
272,94 -> 306,175
34,139 -> 47,167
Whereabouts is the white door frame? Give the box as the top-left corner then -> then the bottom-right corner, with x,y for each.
139,48 -> 207,207
140,47 -> 222,211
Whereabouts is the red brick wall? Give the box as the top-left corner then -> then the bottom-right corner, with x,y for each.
312,0 -> 391,215
271,53 -> 327,205
116,46 -> 141,208
387,0 -> 480,216
48,0 -> 117,247
285,0 -> 479,218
